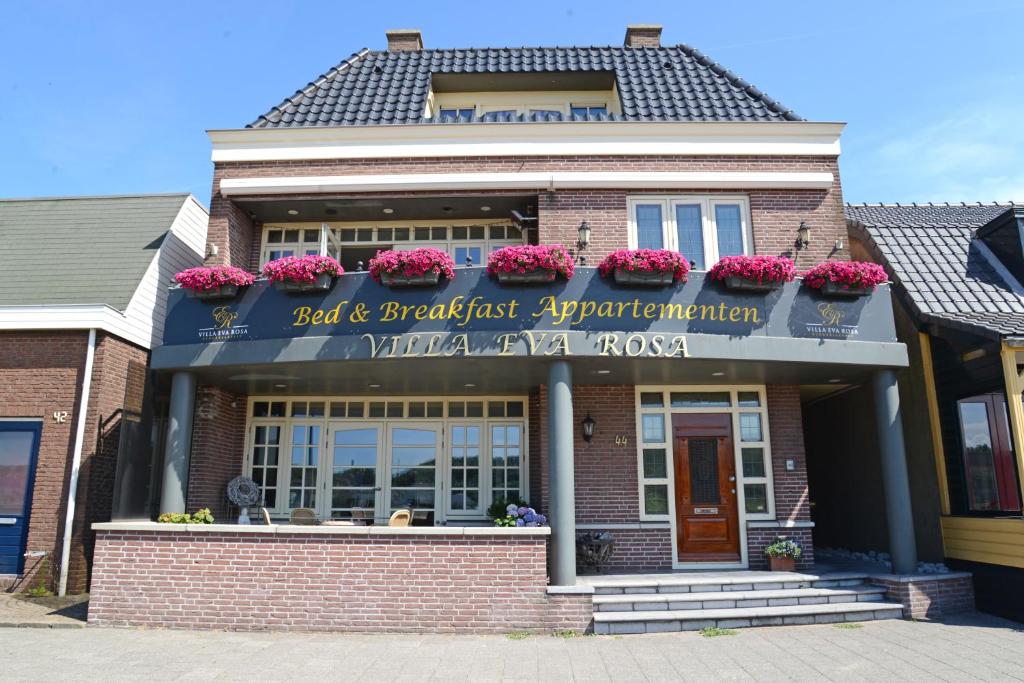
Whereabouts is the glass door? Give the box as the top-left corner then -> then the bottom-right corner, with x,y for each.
0,421 -> 42,575
326,423 -> 381,521
385,423 -> 441,525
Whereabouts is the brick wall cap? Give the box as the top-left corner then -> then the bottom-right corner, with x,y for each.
547,585 -> 595,595
92,521 -> 550,536
747,520 -> 816,529
870,571 -> 973,583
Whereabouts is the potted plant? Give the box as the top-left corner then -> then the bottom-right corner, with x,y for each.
764,535 -> 803,571
708,254 -> 795,292
174,265 -> 254,300
156,508 -> 215,524
493,502 -> 548,527
487,245 -> 575,284
597,249 -> 689,286
802,261 -> 888,297
369,247 -> 455,287
263,255 -> 343,293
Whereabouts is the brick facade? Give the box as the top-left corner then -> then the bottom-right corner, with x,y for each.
872,574 -> 975,619
0,330 -> 148,593
186,386 -> 247,521
88,528 -> 591,633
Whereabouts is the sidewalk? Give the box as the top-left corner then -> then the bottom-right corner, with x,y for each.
0,593 -> 87,628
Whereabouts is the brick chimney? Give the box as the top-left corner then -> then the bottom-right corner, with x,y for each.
386,29 -> 424,51
624,24 -> 662,48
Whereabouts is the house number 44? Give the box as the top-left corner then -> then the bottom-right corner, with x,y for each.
614,435 -> 628,447
53,410 -> 69,423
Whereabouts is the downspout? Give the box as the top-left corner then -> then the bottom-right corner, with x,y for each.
58,328 -> 96,596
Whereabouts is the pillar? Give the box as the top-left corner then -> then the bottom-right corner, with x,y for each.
548,360 -> 577,586
160,372 -> 196,515
872,369 -> 918,574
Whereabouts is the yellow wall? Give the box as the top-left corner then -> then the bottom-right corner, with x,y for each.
942,516 -> 1024,568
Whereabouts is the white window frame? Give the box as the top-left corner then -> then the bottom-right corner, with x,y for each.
634,385 -> 775,569
259,224 -> 329,266
243,396 -> 529,524
627,195 -> 753,270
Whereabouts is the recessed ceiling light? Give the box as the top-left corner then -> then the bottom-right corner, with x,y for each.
287,209 -> 299,216
596,369 -> 611,375
828,378 -> 842,383
368,383 -> 382,388
274,383 -> 287,388
480,205 -> 492,212
382,208 -> 394,214
712,372 -> 725,377
464,383 -> 477,388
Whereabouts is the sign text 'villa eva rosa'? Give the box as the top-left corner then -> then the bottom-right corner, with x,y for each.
358,330 -> 691,359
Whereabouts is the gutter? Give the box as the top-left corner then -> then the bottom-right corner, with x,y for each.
58,328 -> 96,596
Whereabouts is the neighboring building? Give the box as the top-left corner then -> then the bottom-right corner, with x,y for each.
0,193 -> 207,594
842,203 -> 1024,620
88,26 -> 962,633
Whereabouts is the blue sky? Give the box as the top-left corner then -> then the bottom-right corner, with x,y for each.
1,0 -> 1022,206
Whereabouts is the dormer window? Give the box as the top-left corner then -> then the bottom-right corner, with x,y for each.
570,104 -> 607,117
438,107 -> 474,122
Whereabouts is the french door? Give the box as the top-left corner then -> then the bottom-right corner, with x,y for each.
0,421 -> 41,575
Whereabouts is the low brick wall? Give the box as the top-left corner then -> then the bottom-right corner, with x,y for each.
89,523 -> 591,633
872,573 -> 975,619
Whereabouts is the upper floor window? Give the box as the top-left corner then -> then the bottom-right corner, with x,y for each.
262,228 -> 324,263
627,196 -> 752,271
570,104 -> 608,117
438,107 -> 475,122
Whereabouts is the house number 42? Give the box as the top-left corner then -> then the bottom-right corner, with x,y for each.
53,411 -> 69,424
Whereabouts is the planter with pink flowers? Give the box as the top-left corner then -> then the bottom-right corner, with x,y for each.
487,245 -> 575,285
369,247 -> 455,287
263,255 -> 344,293
174,265 -> 255,301
597,249 -> 689,287
708,255 -> 796,293
802,260 -> 888,297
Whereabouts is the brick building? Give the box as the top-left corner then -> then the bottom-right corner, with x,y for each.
0,194 -> 207,594
89,26 -> 965,633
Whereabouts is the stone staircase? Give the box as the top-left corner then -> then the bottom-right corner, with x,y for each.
588,571 -> 904,635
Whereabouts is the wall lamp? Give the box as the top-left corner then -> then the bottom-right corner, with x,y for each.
581,413 -> 596,442
576,220 -> 592,265
796,222 -> 811,251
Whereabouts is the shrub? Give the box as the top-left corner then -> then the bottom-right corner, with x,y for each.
764,535 -> 803,559
157,508 -> 215,524
368,247 -> 455,282
487,245 -> 575,279
708,255 -> 796,284
174,265 -> 254,292
597,249 -> 689,282
487,497 -> 530,521
494,503 -> 547,527
802,261 -> 888,291
262,255 -> 343,283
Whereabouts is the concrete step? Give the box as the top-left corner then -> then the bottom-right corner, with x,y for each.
588,571 -> 870,595
593,585 -> 888,612
593,600 -> 905,635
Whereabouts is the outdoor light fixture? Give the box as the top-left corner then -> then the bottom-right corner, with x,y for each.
287,209 -> 299,216
577,220 -> 592,265
382,208 -> 394,214
796,221 -> 811,250
581,413 -> 596,442
480,205 -> 492,212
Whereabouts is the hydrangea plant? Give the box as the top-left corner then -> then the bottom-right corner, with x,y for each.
802,261 -> 888,291
174,265 -> 255,292
157,508 -> 215,524
494,503 -> 548,528
764,536 -> 803,559
262,255 -> 343,283
368,247 -> 455,282
708,255 -> 796,284
487,245 -> 575,279
597,249 -> 689,282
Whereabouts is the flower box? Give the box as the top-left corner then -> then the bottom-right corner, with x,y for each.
802,261 -> 887,297
379,270 -> 442,287
614,268 -> 675,287
369,248 -> 454,287
722,276 -> 783,293
174,265 -> 254,300
764,535 -> 802,572
263,255 -> 343,294
496,269 -> 557,285
273,272 -> 334,293
820,281 -> 872,297
598,249 -> 688,287
768,556 -> 796,572
709,255 -> 795,293
487,245 -> 575,284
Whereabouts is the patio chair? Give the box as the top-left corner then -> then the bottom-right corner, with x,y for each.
260,507 -> 273,525
350,508 -> 372,525
289,507 -> 319,525
388,509 -> 411,527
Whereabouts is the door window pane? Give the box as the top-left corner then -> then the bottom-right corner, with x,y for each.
449,425 -> 481,512
959,401 -> 1000,511
644,485 -> 669,515
640,392 -> 664,407
675,204 -> 705,270
737,392 -> 761,408
739,413 -> 763,442
671,392 -> 731,408
289,425 -> 320,509
715,204 -> 744,256
744,484 -> 768,513
642,448 -> 667,478
390,427 -> 438,522
491,424 -> 522,503
635,204 -> 664,249
250,425 -> 282,508
330,428 -> 378,520
742,448 -> 766,477
642,414 -> 665,443
0,431 -> 36,515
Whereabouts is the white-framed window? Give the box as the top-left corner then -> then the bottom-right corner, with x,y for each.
438,107 -> 475,122
635,386 -> 774,522
570,103 -> 608,117
257,221 -> 525,270
243,396 -> 529,524
627,195 -> 753,271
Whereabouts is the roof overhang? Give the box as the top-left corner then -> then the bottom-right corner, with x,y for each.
0,304 -> 152,349
209,121 -> 845,163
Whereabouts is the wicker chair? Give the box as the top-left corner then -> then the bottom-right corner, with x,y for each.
388,509 -> 411,527
289,507 -> 319,525
260,507 -> 273,525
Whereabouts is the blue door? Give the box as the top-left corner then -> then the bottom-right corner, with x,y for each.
0,422 -> 41,575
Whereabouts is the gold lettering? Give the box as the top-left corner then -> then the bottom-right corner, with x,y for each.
507,300 -> 520,319
597,301 -> 615,318
699,304 -> 718,320
598,333 -> 622,356
445,333 -> 469,356
616,301 -> 630,317
660,303 -> 685,319
631,299 -> 641,318
575,301 -> 596,326
624,334 -> 646,357
292,306 -> 312,326
744,307 -> 760,324
428,303 -> 447,320
496,333 -> 517,356
729,306 -> 741,322
686,304 -> 698,319
414,304 -> 428,321
667,335 -> 690,358
532,295 -> 557,319
478,302 -> 495,319
310,310 -> 324,325
379,301 -> 400,322
545,333 -> 571,356
324,302 -> 345,325
643,303 -> 657,319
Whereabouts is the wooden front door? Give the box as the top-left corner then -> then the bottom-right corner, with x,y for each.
672,414 -> 741,563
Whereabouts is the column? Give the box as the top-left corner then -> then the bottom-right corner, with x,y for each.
160,372 -> 196,515
548,360 -> 577,586
872,369 -> 918,574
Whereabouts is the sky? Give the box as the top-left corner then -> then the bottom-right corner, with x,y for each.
1,0 -> 1022,207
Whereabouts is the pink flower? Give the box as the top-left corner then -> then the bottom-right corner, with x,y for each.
174,265 -> 255,292
261,255 -> 343,284
708,255 -> 796,284
368,248 -> 455,283
597,249 -> 689,282
486,245 -> 575,279
802,260 -> 888,290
